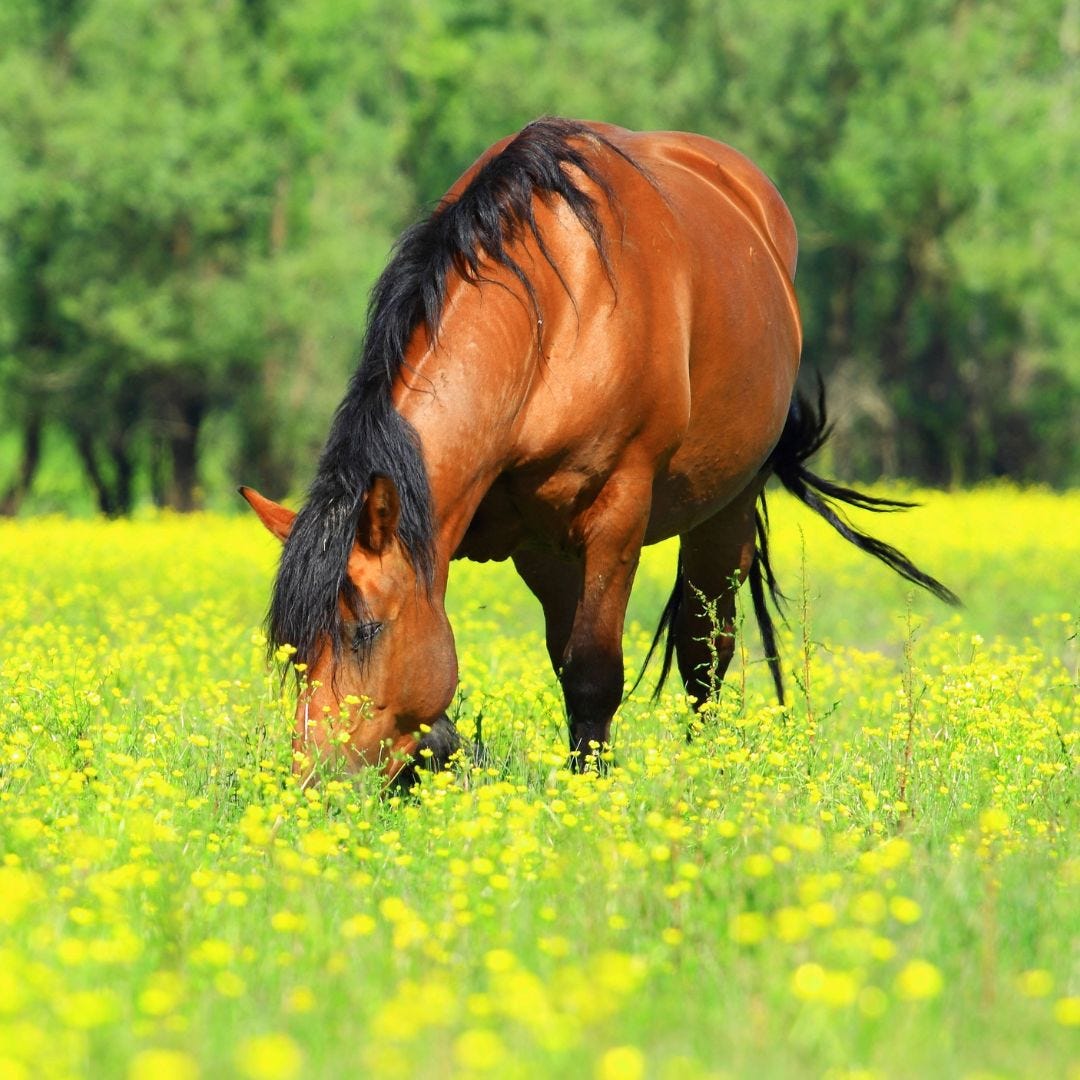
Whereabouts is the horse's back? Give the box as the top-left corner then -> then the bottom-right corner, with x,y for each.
598,125 -> 798,282
582,125 -> 803,536
449,122 -> 797,285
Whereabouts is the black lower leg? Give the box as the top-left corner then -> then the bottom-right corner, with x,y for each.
561,653 -> 623,770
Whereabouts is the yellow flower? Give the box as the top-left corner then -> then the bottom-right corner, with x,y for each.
782,823 -> 824,853
979,808 -> 1010,835
888,896 -> 922,925
0,867 -> 43,926
138,973 -> 184,1017
806,901 -> 837,928
453,1029 -> 506,1071
878,837 -> 911,869
1054,997 -> 1080,1026
58,989 -> 121,1029
591,951 -> 647,995
191,939 -> 234,967
0,967 -> 25,1015
284,987 -> 316,1014
379,897 -> 409,922
774,906 -> 810,943
270,911 -> 305,934
850,891 -> 887,925
341,914 -> 376,939
791,963 -> 826,1001
743,853 -> 774,878
484,949 -> 516,973
539,935 -> 572,957
214,972 -> 246,998
729,912 -> 769,945
790,962 -> 859,1008
895,960 -> 944,1001
299,830 -> 338,857
820,970 -> 859,1007
128,1049 -> 200,1080
1015,970 -> 1053,998
596,1045 -> 646,1080
0,1057 -> 30,1080
234,1034 -> 303,1080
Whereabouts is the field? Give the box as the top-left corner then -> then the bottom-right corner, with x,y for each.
0,487 -> 1077,1079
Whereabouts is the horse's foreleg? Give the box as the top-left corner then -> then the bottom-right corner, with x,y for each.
674,485 -> 762,711
515,477 -> 649,766
561,479 -> 651,766
515,547 -> 623,761
512,549 -> 582,676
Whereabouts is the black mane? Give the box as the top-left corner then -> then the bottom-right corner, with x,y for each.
269,118 -> 632,664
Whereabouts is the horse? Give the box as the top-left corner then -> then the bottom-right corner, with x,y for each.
241,117 -> 956,782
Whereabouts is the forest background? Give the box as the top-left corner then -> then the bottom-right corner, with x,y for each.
1,0 -> 1078,516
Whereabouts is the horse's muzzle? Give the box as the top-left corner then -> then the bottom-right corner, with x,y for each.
417,713 -> 462,767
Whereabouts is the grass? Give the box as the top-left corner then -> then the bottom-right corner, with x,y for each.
0,486 -> 1077,1079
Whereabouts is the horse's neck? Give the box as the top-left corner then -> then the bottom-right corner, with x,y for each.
393,283 -> 540,570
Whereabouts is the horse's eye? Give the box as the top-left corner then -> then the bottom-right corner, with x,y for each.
351,621 -> 382,651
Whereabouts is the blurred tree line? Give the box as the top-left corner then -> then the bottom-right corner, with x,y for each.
1,0 -> 1077,514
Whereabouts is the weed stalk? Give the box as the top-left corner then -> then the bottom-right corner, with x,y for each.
897,600 -> 922,822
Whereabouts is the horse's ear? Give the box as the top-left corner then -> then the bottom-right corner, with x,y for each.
239,487 -> 296,543
358,474 -> 400,554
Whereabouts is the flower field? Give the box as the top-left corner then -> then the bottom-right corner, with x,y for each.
1,487 -> 1077,1079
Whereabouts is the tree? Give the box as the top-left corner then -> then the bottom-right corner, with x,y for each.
0,0 -> 410,511
1,0 -> 1076,509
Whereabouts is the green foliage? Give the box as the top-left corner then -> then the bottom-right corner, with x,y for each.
0,0 -> 1077,513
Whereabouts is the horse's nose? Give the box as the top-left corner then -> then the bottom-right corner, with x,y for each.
418,713 -> 462,768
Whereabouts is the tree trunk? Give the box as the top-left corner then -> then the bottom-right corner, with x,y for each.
0,411 -> 43,516
165,396 -> 205,512
73,430 -> 118,517
149,436 -> 168,508
237,398 -> 294,499
72,429 -> 136,517
110,437 -> 135,516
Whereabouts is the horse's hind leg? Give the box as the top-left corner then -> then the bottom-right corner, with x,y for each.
673,485 -> 762,711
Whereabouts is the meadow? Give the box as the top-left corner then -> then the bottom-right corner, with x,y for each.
0,486 -> 1076,1079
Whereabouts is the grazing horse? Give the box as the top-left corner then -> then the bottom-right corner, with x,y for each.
242,118 -> 955,781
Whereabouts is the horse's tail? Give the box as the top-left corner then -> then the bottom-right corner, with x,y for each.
768,377 -> 960,604
753,377 -> 960,702
637,376 -> 959,704
629,556 -> 683,701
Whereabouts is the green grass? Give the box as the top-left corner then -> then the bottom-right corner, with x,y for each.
0,487 -> 1077,1079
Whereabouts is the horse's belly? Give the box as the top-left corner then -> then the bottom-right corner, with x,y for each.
453,479 -> 526,562
644,363 -> 796,543
643,459 -> 757,544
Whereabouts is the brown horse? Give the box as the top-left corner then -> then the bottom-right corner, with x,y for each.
242,118 -> 955,781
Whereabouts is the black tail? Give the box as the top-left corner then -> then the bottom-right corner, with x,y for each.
769,377 -> 960,605
639,376 -> 959,704
748,498 -> 786,704
629,556 -> 683,701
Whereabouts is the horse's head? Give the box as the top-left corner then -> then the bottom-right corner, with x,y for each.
241,480 -> 459,780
